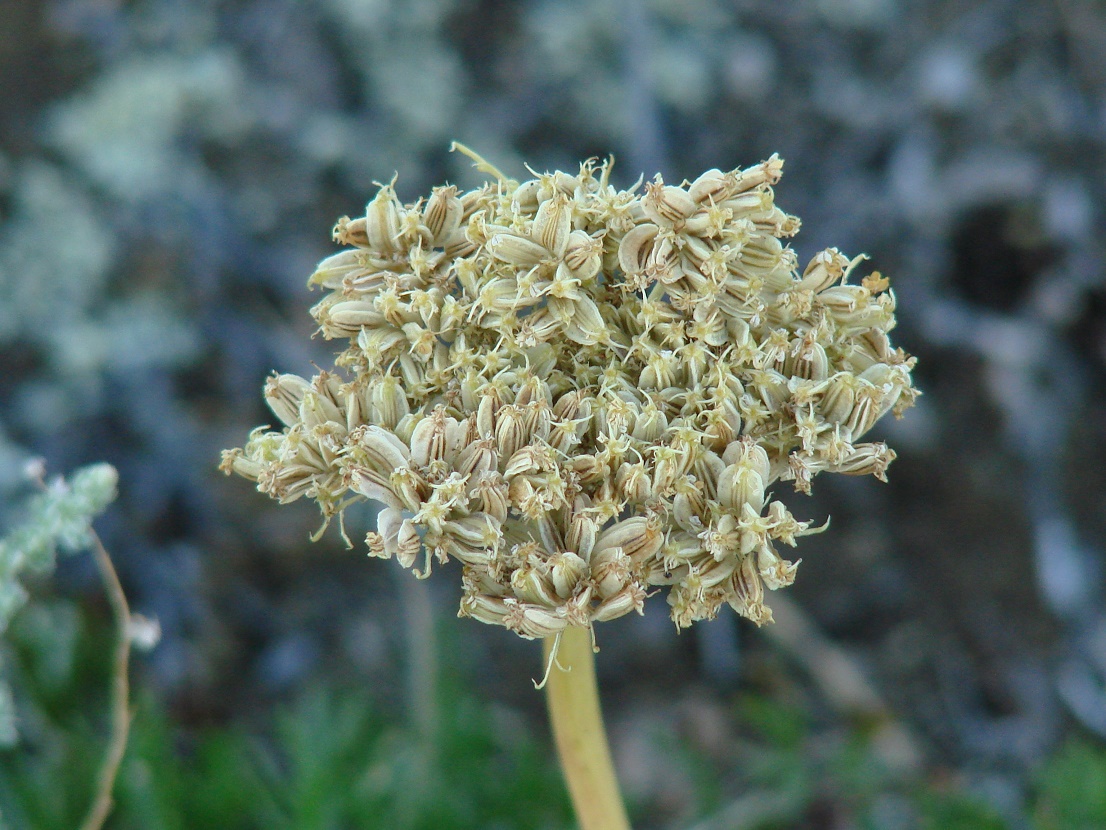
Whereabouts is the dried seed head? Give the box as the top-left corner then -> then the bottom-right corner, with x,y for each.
224,145 -> 916,639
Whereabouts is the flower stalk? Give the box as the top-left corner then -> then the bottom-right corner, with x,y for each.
221,144 -> 917,827
544,627 -> 631,830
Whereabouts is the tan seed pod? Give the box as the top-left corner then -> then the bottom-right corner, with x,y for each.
616,462 -> 653,504
696,556 -> 739,589
523,401 -> 552,443
787,339 -> 829,382
691,450 -> 725,499
817,284 -> 868,316
717,462 -> 766,514
264,373 -> 312,427
687,168 -> 728,204
365,185 -> 404,253
844,383 -> 882,439
519,605 -> 569,639
733,153 -> 783,192
455,438 -> 498,478
591,546 -> 632,599
459,592 -> 510,626
438,539 -> 497,572
511,564 -> 561,608
470,278 -> 521,317
534,513 -> 563,554
471,473 -> 510,523
410,407 -> 464,468
219,447 -> 263,481
729,554 -> 772,625
502,446 -> 538,479
592,516 -> 663,564
354,424 -> 411,473
444,513 -> 502,547
365,530 -> 387,558
631,403 -> 668,443
565,512 -> 598,560
308,249 -> 367,289
617,223 -> 660,276
796,248 -> 848,293
757,544 -> 799,590
423,185 -> 464,246
350,468 -> 403,510
661,532 -> 704,567
642,179 -> 697,226
703,401 -> 741,449
323,301 -> 388,336
494,405 -> 527,459
300,387 -> 344,430
390,466 -> 429,512
357,327 -> 406,363
563,230 -> 603,280
512,178 -> 541,209
476,392 -> 499,439
332,215 -> 369,247
552,390 -> 583,421
820,374 -> 857,424
513,375 -> 547,408
749,369 -> 790,411
832,442 -> 896,480
370,376 -> 410,429
507,475 -> 537,512
593,583 -> 646,622
563,584 -> 596,627
559,295 -> 609,346
396,518 -> 421,569
487,232 -> 549,268
375,506 -> 404,558
548,419 -> 584,454
651,445 -> 685,494
672,492 -> 706,534
532,194 -> 572,257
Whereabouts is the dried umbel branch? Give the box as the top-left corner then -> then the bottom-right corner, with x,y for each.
222,144 -> 917,638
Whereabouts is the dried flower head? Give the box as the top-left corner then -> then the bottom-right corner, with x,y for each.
222,144 -> 917,637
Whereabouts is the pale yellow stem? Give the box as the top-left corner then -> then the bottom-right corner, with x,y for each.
543,626 -> 631,830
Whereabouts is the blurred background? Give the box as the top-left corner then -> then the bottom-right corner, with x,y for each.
2,0 -> 1105,827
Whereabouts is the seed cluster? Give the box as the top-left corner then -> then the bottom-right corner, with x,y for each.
222,145 -> 916,637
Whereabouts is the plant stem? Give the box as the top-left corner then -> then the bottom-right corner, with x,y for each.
543,626 -> 631,830
79,530 -> 132,830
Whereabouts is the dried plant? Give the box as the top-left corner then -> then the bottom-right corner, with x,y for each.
222,143 -> 917,828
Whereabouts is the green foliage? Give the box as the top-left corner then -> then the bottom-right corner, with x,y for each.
915,791 -> 1008,830
0,599 -> 111,826
736,693 -> 809,751
0,601 -> 572,830
1033,738 -> 1106,830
